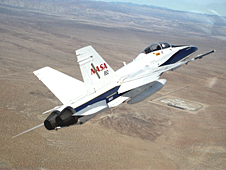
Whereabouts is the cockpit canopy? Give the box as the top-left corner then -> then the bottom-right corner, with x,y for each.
142,42 -> 171,54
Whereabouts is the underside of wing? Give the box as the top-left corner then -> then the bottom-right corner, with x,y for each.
34,67 -> 87,105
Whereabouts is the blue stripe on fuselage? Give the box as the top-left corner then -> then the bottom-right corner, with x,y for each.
160,46 -> 198,66
74,86 -> 120,112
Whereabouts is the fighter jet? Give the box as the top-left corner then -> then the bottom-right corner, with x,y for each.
13,42 -> 214,137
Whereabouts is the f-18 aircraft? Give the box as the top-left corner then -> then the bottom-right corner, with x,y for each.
13,42 -> 214,137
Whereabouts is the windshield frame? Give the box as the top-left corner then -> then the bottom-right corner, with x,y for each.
142,42 -> 171,54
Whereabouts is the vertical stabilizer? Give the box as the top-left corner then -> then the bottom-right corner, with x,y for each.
76,46 -> 118,93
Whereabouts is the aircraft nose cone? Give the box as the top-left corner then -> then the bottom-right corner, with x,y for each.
188,46 -> 198,53
160,45 -> 198,66
178,45 -> 198,60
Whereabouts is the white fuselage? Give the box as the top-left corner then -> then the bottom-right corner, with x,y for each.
116,45 -> 188,78
61,45 -> 190,112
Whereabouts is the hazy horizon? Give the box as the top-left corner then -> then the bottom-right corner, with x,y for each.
93,0 -> 226,16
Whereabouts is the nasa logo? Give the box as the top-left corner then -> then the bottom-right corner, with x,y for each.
91,63 -> 108,75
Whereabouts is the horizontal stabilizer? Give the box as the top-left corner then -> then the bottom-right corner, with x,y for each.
42,105 -> 64,114
34,67 -> 87,104
77,114 -> 97,124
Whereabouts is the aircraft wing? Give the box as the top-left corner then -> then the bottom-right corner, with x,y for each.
34,67 -> 87,105
118,69 -> 160,94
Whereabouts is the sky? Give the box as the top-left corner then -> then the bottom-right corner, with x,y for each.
94,0 -> 226,16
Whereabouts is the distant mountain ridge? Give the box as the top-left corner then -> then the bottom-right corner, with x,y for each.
0,0 -> 222,18
0,0 -> 223,22
0,0 -> 225,38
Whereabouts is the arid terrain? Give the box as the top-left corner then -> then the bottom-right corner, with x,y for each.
0,2 -> 226,169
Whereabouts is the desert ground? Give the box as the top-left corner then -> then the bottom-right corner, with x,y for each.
0,4 -> 226,169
